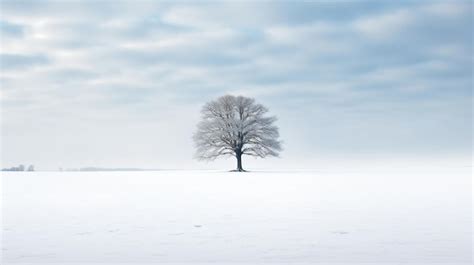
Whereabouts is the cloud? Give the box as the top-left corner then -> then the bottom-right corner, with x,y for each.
0,1 -> 471,169
0,20 -> 25,37
423,1 -> 472,18
353,9 -> 415,39
0,53 -> 50,70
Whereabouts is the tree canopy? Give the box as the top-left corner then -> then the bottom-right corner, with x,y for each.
193,95 -> 282,171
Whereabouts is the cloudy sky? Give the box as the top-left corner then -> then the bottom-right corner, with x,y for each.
0,1 -> 472,170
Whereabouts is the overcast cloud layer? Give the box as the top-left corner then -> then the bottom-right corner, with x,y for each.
0,1 -> 472,170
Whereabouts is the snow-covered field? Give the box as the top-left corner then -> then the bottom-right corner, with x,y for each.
1,164 -> 471,265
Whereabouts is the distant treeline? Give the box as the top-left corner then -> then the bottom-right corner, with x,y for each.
2,165 -> 34,171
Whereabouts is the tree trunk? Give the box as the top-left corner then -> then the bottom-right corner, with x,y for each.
236,152 -> 244,172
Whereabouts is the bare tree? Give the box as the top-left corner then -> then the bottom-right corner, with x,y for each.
193,95 -> 282,171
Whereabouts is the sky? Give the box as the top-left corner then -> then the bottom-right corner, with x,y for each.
0,1 -> 472,170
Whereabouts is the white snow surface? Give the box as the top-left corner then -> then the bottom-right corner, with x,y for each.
1,164 -> 472,265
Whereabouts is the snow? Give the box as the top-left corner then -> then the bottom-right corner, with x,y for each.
1,164 -> 472,265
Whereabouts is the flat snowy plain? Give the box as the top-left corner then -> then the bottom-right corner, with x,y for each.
1,161 -> 472,265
